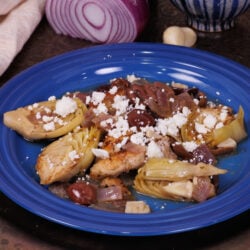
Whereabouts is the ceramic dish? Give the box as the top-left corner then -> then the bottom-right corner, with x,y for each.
0,43 -> 249,236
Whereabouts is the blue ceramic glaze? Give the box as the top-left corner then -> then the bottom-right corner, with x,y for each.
171,0 -> 250,32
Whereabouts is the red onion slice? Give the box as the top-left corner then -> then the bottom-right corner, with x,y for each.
97,186 -> 123,202
45,0 -> 149,43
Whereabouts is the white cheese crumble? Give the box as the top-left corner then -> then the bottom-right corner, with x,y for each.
43,122 -> 55,131
36,112 -> 41,119
130,132 -> 147,146
182,141 -> 198,152
55,96 -> 77,117
109,86 -> 118,95
203,114 -> 217,129
92,148 -> 109,159
68,150 -> 80,161
126,74 -> 141,82
112,95 -> 129,115
42,115 -> 54,123
115,137 -> 129,151
91,91 -> 106,105
195,122 -> 209,134
93,103 -> 108,115
133,97 -> 146,110
146,141 -> 164,158
108,116 -> 129,138
48,96 -> 56,101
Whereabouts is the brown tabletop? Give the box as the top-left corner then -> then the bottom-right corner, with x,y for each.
0,1 -> 249,249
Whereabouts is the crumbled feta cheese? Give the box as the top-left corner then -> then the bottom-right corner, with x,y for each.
109,86 -> 118,95
48,96 -> 56,101
92,148 -> 109,159
100,118 -> 113,128
109,117 -> 129,138
173,112 -> 188,128
195,122 -> 209,134
219,108 -> 228,122
133,97 -> 146,110
155,118 -> 179,137
182,141 -> 198,152
130,132 -> 147,146
53,116 -> 64,125
182,107 -> 191,116
93,103 -> 108,115
42,115 -> 53,123
115,137 -> 129,151
55,96 -> 77,117
215,122 -> 224,129
85,95 -> 91,105
43,122 -> 55,131
193,99 -> 199,105
68,150 -> 80,161
36,112 -> 41,120
44,107 -> 51,113
146,141 -> 164,158
91,91 -> 106,105
127,74 -> 140,82
203,114 -> 217,129
112,95 -> 129,115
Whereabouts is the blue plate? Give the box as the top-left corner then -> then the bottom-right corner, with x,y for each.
0,43 -> 249,236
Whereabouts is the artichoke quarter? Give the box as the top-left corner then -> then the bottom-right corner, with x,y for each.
36,126 -> 101,185
3,97 -> 86,141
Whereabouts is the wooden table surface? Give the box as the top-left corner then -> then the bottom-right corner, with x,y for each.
0,1 -> 249,249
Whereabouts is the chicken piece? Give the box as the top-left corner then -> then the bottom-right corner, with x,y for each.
36,126 -> 101,185
3,97 -> 86,141
90,144 -> 146,180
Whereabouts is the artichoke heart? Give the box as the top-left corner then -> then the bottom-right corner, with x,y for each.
138,158 -> 227,181
134,158 -> 226,201
36,126 -> 101,185
181,106 -> 247,147
3,97 -> 86,140
210,106 -> 247,147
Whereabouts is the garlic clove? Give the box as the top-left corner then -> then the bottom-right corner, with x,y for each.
163,26 -> 185,46
182,27 -> 197,47
162,26 -> 197,47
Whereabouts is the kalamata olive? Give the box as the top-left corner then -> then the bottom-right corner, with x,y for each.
127,109 -> 155,128
66,181 -> 97,205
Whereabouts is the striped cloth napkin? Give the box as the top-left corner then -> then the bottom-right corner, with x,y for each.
0,0 -> 46,76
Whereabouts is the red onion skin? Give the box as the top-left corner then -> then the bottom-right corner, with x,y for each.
119,0 -> 150,34
97,186 -> 123,202
45,0 -> 150,43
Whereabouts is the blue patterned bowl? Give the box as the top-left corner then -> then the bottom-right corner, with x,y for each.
170,0 -> 250,32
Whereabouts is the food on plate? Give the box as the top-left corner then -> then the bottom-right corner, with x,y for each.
3,96 -> 86,141
36,126 -> 101,184
125,200 -> 151,214
134,158 -> 226,202
3,75 -> 247,213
